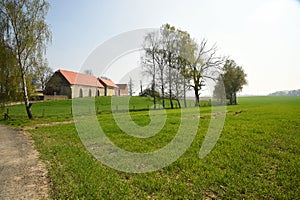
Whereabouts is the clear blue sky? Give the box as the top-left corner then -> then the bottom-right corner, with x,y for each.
46,0 -> 300,95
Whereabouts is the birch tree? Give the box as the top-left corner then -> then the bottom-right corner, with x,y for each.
141,31 -> 159,109
128,77 -> 133,96
0,0 -> 52,118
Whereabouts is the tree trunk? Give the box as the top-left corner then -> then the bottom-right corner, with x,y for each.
233,92 -> 237,105
194,87 -> 200,107
160,75 -> 165,108
21,72 -> 33,119
162,90 -> 165,108
168,63 -> 174,109
152,54 -> 156,109
140,80 -> 143,95
177,98 -> 181,108
152,81 -> 156,109
169,89 -> 174,109
229,93 -> 233,105
183,78 -> 187,108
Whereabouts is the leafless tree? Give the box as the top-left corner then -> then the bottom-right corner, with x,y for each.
185,39 -> 225,106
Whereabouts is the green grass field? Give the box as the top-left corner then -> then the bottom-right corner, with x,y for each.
1,96 -> 299,199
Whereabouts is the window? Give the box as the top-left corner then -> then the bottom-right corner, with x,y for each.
79,88 -> 83,98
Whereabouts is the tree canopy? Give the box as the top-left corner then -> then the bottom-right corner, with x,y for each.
214,59 -> 247,105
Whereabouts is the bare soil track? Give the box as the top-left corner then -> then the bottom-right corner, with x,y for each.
0,124 -> 49,200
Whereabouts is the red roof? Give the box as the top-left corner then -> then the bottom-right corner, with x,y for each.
98,77 -> 118,88
57,69 -> 103,88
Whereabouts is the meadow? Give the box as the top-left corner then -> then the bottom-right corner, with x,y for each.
1,96 -> 299,199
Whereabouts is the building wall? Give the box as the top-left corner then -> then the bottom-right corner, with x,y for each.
44,73 -> 72,98
98,88 -> 105,96
115,84 -> 128,96
105,87 -> 116,96
71,85 -> 104,98
118,87 -> 128,96
45,72 -> 104,99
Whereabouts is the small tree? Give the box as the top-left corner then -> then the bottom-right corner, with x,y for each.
141,31 -> 159,109
220,59 -> 247,105
139,88 -> 160,98
161,24 -> 177,109
176,29 -> 194,108
83,69 -> 93,76
213,75 -> 226,105
128,77 -> 134,96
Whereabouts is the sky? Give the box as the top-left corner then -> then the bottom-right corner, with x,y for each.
46,0 -> 300,95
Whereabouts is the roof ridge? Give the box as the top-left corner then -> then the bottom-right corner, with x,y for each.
58,69 -> 98,78
57,69 -> 104,88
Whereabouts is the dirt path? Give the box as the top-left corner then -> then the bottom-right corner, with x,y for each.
0,124 -> 49,200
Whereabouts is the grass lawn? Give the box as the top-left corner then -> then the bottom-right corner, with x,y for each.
1,96 -> 300,199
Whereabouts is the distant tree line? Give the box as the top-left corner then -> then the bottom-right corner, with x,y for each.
269,89 -> 300,96
0,0 -> 52,118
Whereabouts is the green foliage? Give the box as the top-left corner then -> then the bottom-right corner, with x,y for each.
139,88 -> 160,98
0,39 -> 23,105
22,96 -> 300,199
1,0 -> 52,118
215,60 -> 247,105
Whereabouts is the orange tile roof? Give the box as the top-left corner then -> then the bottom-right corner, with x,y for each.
98,77 -> 118,88
57,69 -> 104,88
